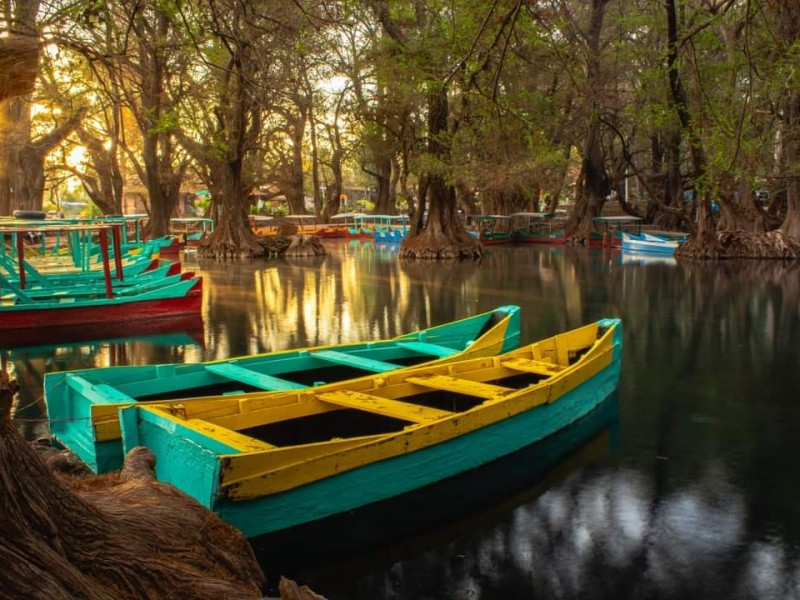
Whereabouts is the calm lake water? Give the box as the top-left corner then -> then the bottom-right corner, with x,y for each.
8,240 -> 800,600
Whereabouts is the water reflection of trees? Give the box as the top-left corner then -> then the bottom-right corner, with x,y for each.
197,241 -> 489,358
345,465 -> 797,600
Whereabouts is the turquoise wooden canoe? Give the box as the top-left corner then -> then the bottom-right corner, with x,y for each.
118,318 -> 622,538
45,305 -> 521,473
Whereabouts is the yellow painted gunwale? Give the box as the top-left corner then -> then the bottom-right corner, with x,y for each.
89,308 -> 516,442
137,321 -> 616,500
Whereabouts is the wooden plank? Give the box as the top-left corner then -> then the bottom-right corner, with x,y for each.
317,389 -> 453,423
182,417 -> 276,453
554,334 -> 570,366
311,349 -> 399,373
205,363 -> 306,391
67,374 -> 137,405
395,340 -> 459,358
404,374 -> 512,399
500,357 -> 563,376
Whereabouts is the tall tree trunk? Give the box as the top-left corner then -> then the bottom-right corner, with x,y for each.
0,100 -> 84,212
285,114 -> 307,214
370,154 -> 393,214
75,125 -> 125,215
131,4 -> 185,237
0,31 -> 39,213
309,105 -> 322,217
400,86 -> 481,260
193,47 -> 262,259
565,0 -> 609,241
0,98 -> 30,213
666,0 -> 721,258
0,35 -> 38,101
775,0 -> 800,240
321,147 -> 343,222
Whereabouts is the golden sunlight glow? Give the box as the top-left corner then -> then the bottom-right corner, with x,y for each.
67,146 -> 87,167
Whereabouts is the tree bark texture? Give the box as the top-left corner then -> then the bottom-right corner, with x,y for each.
773,0 -> 800,240
399,87 -> 481,260
0,36 -> 39,102
663,0 -> 722,258
0,370 -> 266,600
565,0 -> 610,242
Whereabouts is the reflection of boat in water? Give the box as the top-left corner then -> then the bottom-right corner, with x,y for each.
251,391 -> 620,586
621,250 -> 678,266
4,329 -> 204,360
0,313 -> 205,350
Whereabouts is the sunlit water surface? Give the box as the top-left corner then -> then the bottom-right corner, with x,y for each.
7,240 -> 800,600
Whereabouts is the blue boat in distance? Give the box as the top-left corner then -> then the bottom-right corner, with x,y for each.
621,232 -> 686,255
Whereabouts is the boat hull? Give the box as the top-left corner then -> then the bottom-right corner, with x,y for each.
220,348 -> 620,536
2,280 -> 202,331
513,231 -> 566,245
621,233 -> 681,255
250,391 -> 618,568
120,318 -> 621,538
0,312 -> 204,349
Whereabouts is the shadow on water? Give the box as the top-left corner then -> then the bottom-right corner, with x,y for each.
251,393 -> 621,596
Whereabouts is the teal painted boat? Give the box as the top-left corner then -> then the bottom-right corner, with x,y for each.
118,318 -> 622,538
510,212 -> 567,244
1,222 -> 203,349
45,305 -> 521,473
621,232 -> 685,255
373,215 -> 409,243
470,215 -> 514,245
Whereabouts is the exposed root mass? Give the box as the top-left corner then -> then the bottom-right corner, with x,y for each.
0,371 -> 265,600
678,230 -> 800,260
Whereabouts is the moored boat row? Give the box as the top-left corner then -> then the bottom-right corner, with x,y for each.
1,220 -> 203,343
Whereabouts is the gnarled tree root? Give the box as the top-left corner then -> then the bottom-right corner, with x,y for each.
258,235 -> 327,258
1,370 -> 268,599
399,231 -> 483,260
678,230 -> 800,260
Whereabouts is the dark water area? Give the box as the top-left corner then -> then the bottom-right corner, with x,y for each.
6,240 -> 800,599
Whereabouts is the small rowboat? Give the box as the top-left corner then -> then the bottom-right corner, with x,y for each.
45,305 -> 521,473
118,318 -> 622,538
621,232 -> 684,255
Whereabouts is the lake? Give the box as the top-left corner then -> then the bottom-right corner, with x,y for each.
8,240 -> 800,600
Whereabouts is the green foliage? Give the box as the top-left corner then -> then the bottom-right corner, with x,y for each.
25,0 -> 800,234
147,110 -> 180,136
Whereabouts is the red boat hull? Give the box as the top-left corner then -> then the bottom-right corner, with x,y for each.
1,285 -> 202,335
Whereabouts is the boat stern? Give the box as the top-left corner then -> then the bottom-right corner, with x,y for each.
119,404 -> 229,509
